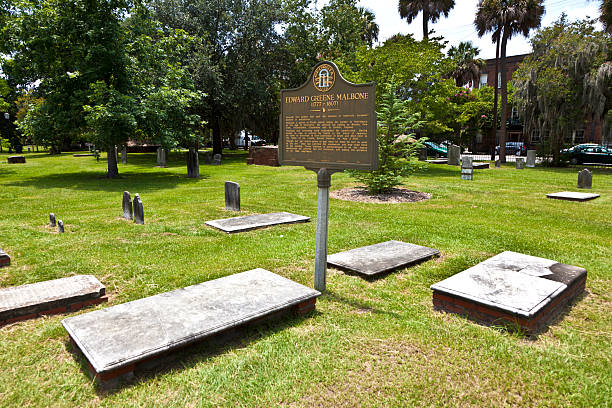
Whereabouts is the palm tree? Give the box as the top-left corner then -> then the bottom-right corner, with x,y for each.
475,0 -> 544,162
360,8 -> 379,47
447,41 -> 485,87
398,0 -> 455,40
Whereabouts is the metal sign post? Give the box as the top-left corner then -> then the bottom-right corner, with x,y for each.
279,61 -> 377,292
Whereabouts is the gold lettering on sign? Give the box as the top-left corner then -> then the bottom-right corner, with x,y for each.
284,114 -> 369,154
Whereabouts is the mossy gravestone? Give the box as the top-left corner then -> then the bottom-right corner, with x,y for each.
133,194 -> 144,224
577,169 -> 592,189
122,191 -> 133,220
448,145 -> 460,166
225,182 -> 240,211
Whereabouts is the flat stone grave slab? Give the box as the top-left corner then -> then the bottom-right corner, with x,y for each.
426,159 -> 447,164
73,153 -> 95,157
431,251 -> 587,334
7,156 -> 26,164
62,269 -> 320,386
473,162 -> 490,169
1,275 -> 107,326
546,192 -> 600,202
206,212 -> 309,233
327,240 -> 440,277
0,248 -> 10,267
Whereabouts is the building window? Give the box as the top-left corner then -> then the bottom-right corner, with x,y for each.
480,74 -> 488,88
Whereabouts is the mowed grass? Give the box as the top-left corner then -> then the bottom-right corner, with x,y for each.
0,150 -> 610,408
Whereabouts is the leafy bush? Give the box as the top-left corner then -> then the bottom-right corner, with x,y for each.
348,79 -> 426,194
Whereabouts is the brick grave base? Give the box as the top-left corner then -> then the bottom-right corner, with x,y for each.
1,296 -> 107,327
246,146 -> 279,166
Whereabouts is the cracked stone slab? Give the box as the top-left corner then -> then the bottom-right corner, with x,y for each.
431,251 -> 587,333
0,248 -> 9,267
0,275 -> 106,323
546,192 -> 600,201
205,212 -> 309,233
327,240 -> 440,276
62,269 -> 320,376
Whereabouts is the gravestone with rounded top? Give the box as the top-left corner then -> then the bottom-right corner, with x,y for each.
49,213 -> 56,227
461,156 -> 473,180
225,182 -> 240,211
577,169 -> 592,189
213,154 -> 222,165
133,194 -> 144,224
526,150 -> 536,167
58,220 -> 64,233
122,191 -> 133,220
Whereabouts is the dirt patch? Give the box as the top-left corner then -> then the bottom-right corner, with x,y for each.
330,187 -> 431,204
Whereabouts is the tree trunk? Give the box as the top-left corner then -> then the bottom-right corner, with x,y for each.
422,11 -> 429,40
491,35 -> 500,161
187,147 -> 199,178
107,147 -> 119,178
212,118 -> 222,156
499,32 -> 509,163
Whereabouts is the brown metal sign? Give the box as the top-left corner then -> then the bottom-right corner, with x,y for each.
279,61 -> 378,170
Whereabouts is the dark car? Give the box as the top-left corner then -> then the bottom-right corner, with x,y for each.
495,142 -> 527,156
561,144 -> 612,164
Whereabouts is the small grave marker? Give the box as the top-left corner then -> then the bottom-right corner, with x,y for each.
526,150 -> 536,167
495,159 -> 501,168
122,191 -> 133,220
213,154 -> 222,165
58,220 -> 64,233
516,158 -> 525,169
0,248 -> 10,267
49,213 -> 56,227
577,169 -> 592,189
0,275 -> 106,326
133,194 -> 144,224
447,145 -> 460,166
7,156 -> 25,164
121,145 -> 127,164
224,181 -> 240,211
156,148 -> 168,167
461,156 -> 473,180
206,212 -> 309,233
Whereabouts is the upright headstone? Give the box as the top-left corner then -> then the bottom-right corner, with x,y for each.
224,181 -> 240,211
577,169 -> 592,189
516,158 -> 525,169
213,154 -> 222,165
187,148 -> 199,178
461,156 -> 473,180
157,148 -> 168,167
121,145 -> 127,164
49,213 -> 56,227
495,159 -> 501,168
526,150 -> 536,168
447,145 -> 461,166
122,191 -> 133,220
133,194 -> 144,225
58,220 -> 64,233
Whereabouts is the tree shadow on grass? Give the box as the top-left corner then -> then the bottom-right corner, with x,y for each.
64,307 -> 320,395
324,289 -> 403,320
5,171 -> 210,192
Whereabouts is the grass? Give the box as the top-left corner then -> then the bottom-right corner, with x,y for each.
0,150 -> 610,407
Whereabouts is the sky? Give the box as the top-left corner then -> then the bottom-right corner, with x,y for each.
316,0 -> 603,59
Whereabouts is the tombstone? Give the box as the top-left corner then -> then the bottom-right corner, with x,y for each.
460,156 -> 473,180
526,150 -> 536,168
546,192 -> 599,202
0,275 -> 106,326
49,213 -> 56,227
225,181 -> 240,211
203,151 -> 212,165
577,169 -> 592,189
495,159 -> 501,168
122,191 -> 133,220
58,220 -> 64,233
447,145 -> 461,166
121,145 -> 127,164
156,148 -> 168,167
213,154 -> 222,165
516,158 -> 525,169
431,251 -> 587,335
187,148 -> 199,178
206,212 -> 309,233
7,156 -> 26,164
133,194 -> 144,224
417,147 -> 427,161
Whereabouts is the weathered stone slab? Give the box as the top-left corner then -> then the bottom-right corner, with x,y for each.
327,240 -> 439,277
49,213 -> 56,227
473,162 -> 490,169
447,145 -> 460,166
0,275 -> 106,326
516,158 -> 525,169
133,194 -> 144,224
526,150 -> 536,167
62,269 -> 319,382
122,191 -> 133,220
546,192 -> 600,202
225,181 -> 240,211
7,156 -> 25,164
206,212 -> 309,233
431,251 -> 587,334
0,248 -> 10,267
461,157 -> 473,181
73,154 -> 95,157
577,169 -> 592,189
426,159 -> 447,164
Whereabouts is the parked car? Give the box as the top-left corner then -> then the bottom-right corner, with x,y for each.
235,133 -> 266,147
560,144 -> 612,164
495,142 -> 527,156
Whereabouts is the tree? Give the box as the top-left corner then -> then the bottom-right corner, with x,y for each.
447,41 -> 485,87
599,0 -> 612,34
398,0 -> 455,40
475,0 -> 544,162
348,79 -> 426,194
514,17 -> 611,164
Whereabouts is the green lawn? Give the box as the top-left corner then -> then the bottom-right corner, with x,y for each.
0,150 -> 610,407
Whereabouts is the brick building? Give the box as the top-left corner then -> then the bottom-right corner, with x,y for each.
473,53 -> 604,152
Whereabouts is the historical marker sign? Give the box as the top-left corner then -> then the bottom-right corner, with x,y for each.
279,61 -> 377,170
